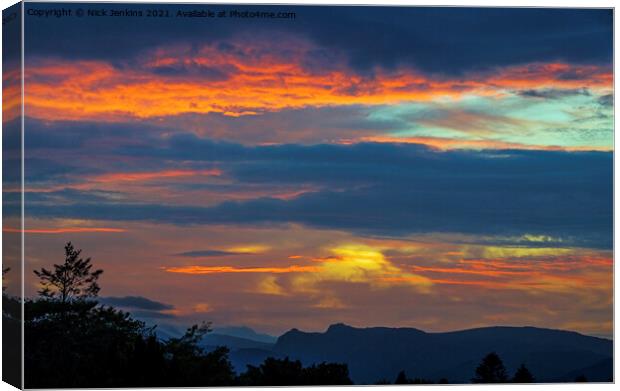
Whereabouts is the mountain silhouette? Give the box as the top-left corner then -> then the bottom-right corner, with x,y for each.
201,333 -> 275,351
213,326 -> 277,344
225,323 -> 611,383
556,357 -> 613,382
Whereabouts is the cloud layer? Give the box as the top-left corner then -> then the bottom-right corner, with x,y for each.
14,4 -> 613,338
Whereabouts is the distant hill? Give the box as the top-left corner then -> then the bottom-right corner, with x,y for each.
152,322 -> 612,383
151,323 -> 276,344
212,326 -> 277,344
201,333 -> 274,352
269,323 -> 612,383
556,357 -> 613,382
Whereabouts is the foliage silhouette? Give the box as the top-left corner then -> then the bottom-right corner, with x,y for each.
2,267 -> 19,317
33,242 -> 102,304
472,352 -> 509,383
238,357 -> 352,385
2,267 -> 22,387
162,323 -> 236,386
395,370 -> 409,384
512,363 -> 535,383
394,370 -> 433,384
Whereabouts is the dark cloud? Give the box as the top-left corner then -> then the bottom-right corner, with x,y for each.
598,94 -> 613,107
22,117 -> 168,150
147,63 -> 234,81
154,106 -> 403,144
19,107 -> 401,149
20,139 -> 612,249
24,4 -> 612,75
2,3 -> 21,68
517,88 -> 591,100
100,296 -> 174,311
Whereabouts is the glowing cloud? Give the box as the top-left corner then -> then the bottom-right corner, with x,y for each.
87,169 -> 222,184
225,245 -> 271,254
164,244 -> 432,292
164,265 -> 318,274
2,68 -> 21,123
410,253 -> 612,294
23,38 -> 612,121
293,244 -> 433,294
256,275 -> 287,296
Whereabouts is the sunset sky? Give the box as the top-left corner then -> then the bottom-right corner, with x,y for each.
3,4 -> 613,338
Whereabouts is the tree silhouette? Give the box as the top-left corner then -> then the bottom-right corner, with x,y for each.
395,370 -> 409,384
26,243 -> 150,387
2,267 -> 10,292
2,267 -> 19,318
472,352 -> 509,383
393,370 -> 432,384
165,322 -> 212,358
512,363 -> 535,383
2,267 -> 22,388
33,242 -> 102,304
163,322 -> 236,386
575,375 -> 588,382
23,242 -> 352,388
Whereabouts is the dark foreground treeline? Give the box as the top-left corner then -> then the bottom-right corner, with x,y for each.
1,243 -> 582,387
3,243 -> 352,388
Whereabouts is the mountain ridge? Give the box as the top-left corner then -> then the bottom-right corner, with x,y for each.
268,323 -> 612,383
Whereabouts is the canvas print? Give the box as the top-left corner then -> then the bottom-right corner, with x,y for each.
1,1 -> 614,388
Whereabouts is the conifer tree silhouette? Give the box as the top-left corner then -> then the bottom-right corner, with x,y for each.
472,352 -> 509,383
512,363 -> 535,383
34,242 -> 103,304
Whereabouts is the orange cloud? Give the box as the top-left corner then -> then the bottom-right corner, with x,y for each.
23,38 -> 612,121
87,169 -> 222,184
409,254 -> 612,294
15,168 -> 222,194
193,303 -> 212,313
163,244 -> 433,299
164,265 -> 319,274
256,275 -> 287,296
2,68 -> 22,122
3,227 -> 125,234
